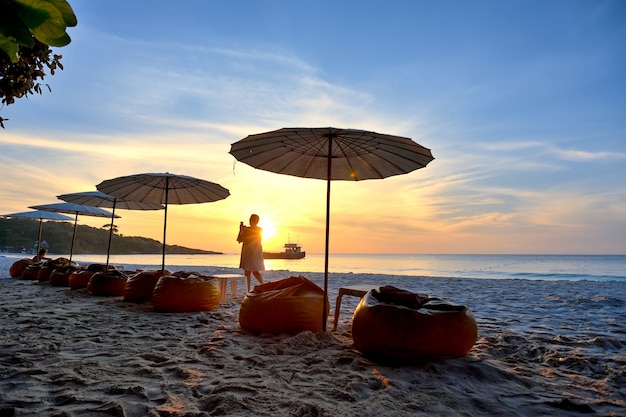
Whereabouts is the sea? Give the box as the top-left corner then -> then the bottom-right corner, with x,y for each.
9,252 -> 623,282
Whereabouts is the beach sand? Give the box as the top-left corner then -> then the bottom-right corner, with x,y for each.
1,256 -> 624,416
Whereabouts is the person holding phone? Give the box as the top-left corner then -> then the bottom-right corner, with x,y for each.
237,214 -> 265,291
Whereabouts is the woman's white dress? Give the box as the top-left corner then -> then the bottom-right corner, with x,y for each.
238,226 -> 265,271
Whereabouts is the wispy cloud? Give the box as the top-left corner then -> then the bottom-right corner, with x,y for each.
2,1 -> 624,254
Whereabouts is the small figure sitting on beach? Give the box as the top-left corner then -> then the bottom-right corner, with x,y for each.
32,248 -> 51,262
237,214 -> 265,291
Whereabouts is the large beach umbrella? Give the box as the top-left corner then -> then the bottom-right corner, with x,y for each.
1,210 -> 73,256
229,127 -> 434,330
57,191 -> 164,267
29,202 -> 118,262
96,172 -> 230,272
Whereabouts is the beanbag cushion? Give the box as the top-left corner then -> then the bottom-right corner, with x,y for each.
239,275 -> 329,335
68,264 -> 116,290
69,269 -> 95,290
351,286 -> 478,362
10,259 -> 34,278
152,271 -> 220,313
86,263 -> 112,272
50,265 -> 81,287
37,264 -> 56,282
21,264 -> 42,280
87,269 -> 129,296
124,269 -> 171,303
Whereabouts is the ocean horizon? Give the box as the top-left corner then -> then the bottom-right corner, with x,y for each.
4,252 -> 624,282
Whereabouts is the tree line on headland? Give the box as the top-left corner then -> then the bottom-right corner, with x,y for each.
0,218 -> 220,255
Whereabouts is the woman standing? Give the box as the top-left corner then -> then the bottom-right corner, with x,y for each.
237,214 -> 265,291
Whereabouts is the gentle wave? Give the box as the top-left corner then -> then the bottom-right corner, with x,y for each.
507,271 -> 626,281
4,253 -> 624,282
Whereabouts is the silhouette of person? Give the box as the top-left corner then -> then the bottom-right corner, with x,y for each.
32,248 -> 51,262
237,214 -> 265,291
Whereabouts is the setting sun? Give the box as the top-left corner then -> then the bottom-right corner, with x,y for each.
261,220 -> 276,241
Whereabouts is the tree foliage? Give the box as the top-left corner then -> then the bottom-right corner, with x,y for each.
0,0 -> 77,128
0,218 -> 222,255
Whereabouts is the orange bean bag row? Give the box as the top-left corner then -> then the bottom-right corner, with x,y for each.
152,272 -> 220,313
351,286 -> 478,362
37,258 -> 75,283
239,276 -> 329,335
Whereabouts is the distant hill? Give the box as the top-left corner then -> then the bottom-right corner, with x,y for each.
0,218 -> 221,255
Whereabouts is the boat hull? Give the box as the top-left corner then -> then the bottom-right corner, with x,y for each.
263,251 -> 306,260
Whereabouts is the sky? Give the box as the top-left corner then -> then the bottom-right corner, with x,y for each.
1,0 -> 625,255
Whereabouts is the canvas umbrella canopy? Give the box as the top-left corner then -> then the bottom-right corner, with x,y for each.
29,202 -> 118,262
57,191 -> 164,267
96,172 -> 230,272
1,210 -> 73,257
229,127 -> 434,331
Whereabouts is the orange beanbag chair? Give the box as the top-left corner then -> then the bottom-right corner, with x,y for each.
37,264 -> 57,282
21,264 -> 42,280
351,286 -> 478,362
69,264 -> 113,290
50,265 -> 81,287
10,259 -> 34,278
239,276 -> 329,335
69,270 -> 95,290
124,269 -> 171,303
152,272 -> 220,313
87,269 -> 128,296
86,263 -> 113,273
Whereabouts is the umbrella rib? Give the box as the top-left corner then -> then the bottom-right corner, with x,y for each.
336,135 -> 432,179
263,129 -> 332,178
333,135 -> 388,179
289,132 -> 329,177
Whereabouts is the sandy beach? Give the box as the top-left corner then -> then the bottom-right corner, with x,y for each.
1,256 -> 624,417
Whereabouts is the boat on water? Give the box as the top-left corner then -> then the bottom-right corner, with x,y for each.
263,243 -> 306,259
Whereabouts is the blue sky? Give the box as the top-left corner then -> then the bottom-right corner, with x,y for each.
1,0 -> 625,254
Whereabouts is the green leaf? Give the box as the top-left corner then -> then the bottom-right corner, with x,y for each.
40,31 -> 70,47
49,0 -> 77,27
0,34 -> 22,62
11,0 -> 52,30
26,4 -> 67,43
0,0 -> 76,53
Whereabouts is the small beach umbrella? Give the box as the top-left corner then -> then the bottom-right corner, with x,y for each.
57,191 -> 164,268
1,210 -> 74,256
96,172 -> 230,272
29,202 -> 118,262
229,127 -> 434,331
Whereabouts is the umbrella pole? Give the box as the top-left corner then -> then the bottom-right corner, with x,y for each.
106,200 -> 116,268
322,137 -> 333,332
69,213 -> 78,262
161,178 -> 169,273
37,219 -> 43,258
